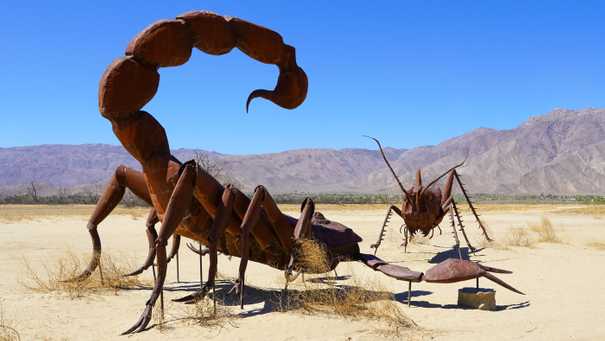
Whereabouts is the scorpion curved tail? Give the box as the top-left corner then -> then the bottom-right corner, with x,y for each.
98,10 -> 308,122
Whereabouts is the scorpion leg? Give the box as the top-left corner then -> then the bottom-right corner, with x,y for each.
125,208 -> 158,277
122,162 -> 196,334
167,235 -> 181,282
173,184 -> 235,304
237,185 -> 296,309
69,165 -> 151,282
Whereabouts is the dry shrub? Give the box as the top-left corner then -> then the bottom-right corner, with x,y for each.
184,297 -> 236,330
528,217 -> 560,243
281,275 -> 415,337
504,228 -> 534,248
587,241 -> 605,251
296,239 -> 330,273
0,302 -> 20,341
22,252 -> 148,298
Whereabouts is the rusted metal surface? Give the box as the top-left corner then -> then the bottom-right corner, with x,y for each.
68,11 -> 523,335
367,136 -> 492,254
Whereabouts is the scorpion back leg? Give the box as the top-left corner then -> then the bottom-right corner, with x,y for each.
71,165 -> 151,281
237,186 -> 297,308
173,183 -> 236,304
124,208 -> 158,277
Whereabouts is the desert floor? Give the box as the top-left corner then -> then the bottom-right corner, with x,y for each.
1,204 -> 604,340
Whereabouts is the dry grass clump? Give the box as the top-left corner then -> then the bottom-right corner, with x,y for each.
502,216 -> 561,247
504,228 -> 535,248
586,241 -> 605,251
285,279 -> 415,337
183,297 -> 236,330
22,252 -> 148,298
528,217 -> 560,243
271,240 -> 415,336
296,239 -> 331,273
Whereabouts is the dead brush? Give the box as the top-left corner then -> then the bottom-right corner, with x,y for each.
286,279 -> 416,337
22,251 -> 148,298
184,297 -> 236,330
504,227 -> 535,248
278,239 -> 416,336
0,301 -> 20,341
528,217 -> 560,243
296,239 -> 331,273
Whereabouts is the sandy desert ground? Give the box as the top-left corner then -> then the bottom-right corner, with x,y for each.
1,203 -> 604,340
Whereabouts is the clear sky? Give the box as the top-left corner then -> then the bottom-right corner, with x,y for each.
1,1 -> 603,154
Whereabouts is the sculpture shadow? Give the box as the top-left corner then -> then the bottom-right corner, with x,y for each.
405,299 -> 530,311
428,246 -> 485,263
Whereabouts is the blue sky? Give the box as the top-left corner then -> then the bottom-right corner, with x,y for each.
1,1 -> 603,154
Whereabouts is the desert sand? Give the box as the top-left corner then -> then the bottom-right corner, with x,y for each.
1,204 -> 604,340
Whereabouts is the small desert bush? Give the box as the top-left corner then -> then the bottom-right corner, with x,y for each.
528,217 -> 560,243
0,302 -> 20,341
504,228 -> 534,247
183,297 -> 236,330
22,252 -> 148,298
284,279 -> 416,337
296,239 -> 331,273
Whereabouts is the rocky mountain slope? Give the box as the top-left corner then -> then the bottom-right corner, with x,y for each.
1,108 -> 604,195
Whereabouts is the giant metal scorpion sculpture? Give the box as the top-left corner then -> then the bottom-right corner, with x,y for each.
71,10 -> 524,335
367,137 -> 492,256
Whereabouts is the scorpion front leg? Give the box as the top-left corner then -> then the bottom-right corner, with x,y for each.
122,162 -> 196,334
237,186 -> 301,309
172,182 -> 236,305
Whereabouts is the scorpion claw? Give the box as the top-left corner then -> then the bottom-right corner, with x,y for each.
424,258 -> 524,295
121,304 -> 153,335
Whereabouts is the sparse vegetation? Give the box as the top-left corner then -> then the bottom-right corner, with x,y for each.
184,297 -> 236,330
283,279 -> 416,337
504,228 -> 534,248
528,217 -> 560,243
22,252 -> 148,298
271,239 -> 416,337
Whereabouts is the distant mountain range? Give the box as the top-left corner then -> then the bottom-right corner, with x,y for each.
1,108 -> 604,195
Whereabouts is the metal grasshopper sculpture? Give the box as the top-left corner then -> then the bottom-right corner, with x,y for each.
366,137 -> 492,256
71,10 -> 523,335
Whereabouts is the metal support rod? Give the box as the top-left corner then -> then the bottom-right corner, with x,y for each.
213,283 -> 216,315
160,284 -> 165,322
176,250 -> 180,283
408,281 -> 412,307
98,259 -> 104,285
198,242 -> 204,288
476,277 -> 479,289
